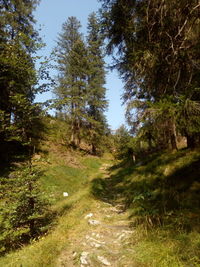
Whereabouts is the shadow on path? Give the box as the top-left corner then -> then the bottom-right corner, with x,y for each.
91,161 -> 135,208
91,153 -> 200,230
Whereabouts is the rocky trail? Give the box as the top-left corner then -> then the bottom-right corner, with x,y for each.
56,164 -> 137,267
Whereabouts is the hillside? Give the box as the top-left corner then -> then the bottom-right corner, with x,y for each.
0,138 -> 199,266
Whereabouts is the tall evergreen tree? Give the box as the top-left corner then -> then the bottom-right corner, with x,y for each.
0,0 -> 41,160
86,13 -> 108,154
54,15 -> 108,152
0,0 -> 51,254
54,17 -> 89,146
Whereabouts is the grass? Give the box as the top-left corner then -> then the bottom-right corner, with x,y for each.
40,165 -> 88,202
0,116 -> 113,266
0,190 -> 93,267
130,227 -> 200,267
91,149 -> 200,266
0,141 -> 108,266
1,133 -> 199,267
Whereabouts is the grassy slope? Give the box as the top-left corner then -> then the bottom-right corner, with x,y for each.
0,139 -> 111,266
91,149 -> 200,266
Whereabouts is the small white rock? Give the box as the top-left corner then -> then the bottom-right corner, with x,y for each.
85,236 -> 105,245
72,251 -> 77,258
88,219 -> 100,226
122,230 -> 134,234
84,213 -> 93,219
118,233 -> 126,240
63,192 -> 69,197
97,256 -> 111,266
80,252 -> 89,265
90,242 -> 101,248
89,236 -> 105,244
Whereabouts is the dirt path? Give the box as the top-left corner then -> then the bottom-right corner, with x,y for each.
56,164 -> 137,267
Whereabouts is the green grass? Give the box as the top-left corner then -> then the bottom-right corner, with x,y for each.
41,165 -> 89,202
91,149 -> 200,266
1,141 -> 199,267
0,190 -> 93,267
129,227 -> 200,267
0,148 -> 107,266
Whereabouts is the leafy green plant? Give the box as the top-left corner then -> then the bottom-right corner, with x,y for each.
0,165 -> 50,254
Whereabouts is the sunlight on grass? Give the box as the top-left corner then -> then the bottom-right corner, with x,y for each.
0,152 -> 105,266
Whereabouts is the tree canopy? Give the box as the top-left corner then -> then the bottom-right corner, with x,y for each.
100,0 -> 200,150
54,14 -> 108,154
0,0 -> 43,160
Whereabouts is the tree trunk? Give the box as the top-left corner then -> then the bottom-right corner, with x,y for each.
186,134 -> 199,149
70,119 -> 76,147
170,122 -> 178,150
29,196 -> 36,237
76,118 -> 81,147
147,133 -> 153,151
92,143 -> 96,155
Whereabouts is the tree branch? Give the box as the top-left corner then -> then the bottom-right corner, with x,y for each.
175,2 -> 200,39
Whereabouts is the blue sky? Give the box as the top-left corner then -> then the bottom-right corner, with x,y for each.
34,0 -> 125,130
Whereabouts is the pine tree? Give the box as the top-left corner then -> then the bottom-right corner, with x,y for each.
0,1 -> 50,253
86,13 -> 108,154
0,0 -> 42,160
54,15 -> 108,152
54,17 -> 89,146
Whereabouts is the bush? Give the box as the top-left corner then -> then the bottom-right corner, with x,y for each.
0,165 -> 50,254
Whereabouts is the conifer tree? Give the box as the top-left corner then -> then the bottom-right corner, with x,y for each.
0,0 -> 51,254
0,0 -> 42,160
55,15 -> 108,152
55,17 -> 89,146
86,13 -> 108,154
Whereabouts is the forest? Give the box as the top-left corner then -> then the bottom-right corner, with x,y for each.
0,0 -> 200,266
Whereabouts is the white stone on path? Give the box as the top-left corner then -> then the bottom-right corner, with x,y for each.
116,229 -> 134,241
90,242 -> 101,248
63,192 -> 69,197
97,256 -> 111,266
84,213 -> 93,219
88,219 -> 100,225
96,233 -> 101,238
117,233 -> 126,240
80,252 -> 89,265
72,251 -> 77,258
85,236 -> 105,244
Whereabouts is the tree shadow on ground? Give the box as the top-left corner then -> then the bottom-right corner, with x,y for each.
91,151 -> 200,231
91,159 -> 138,207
